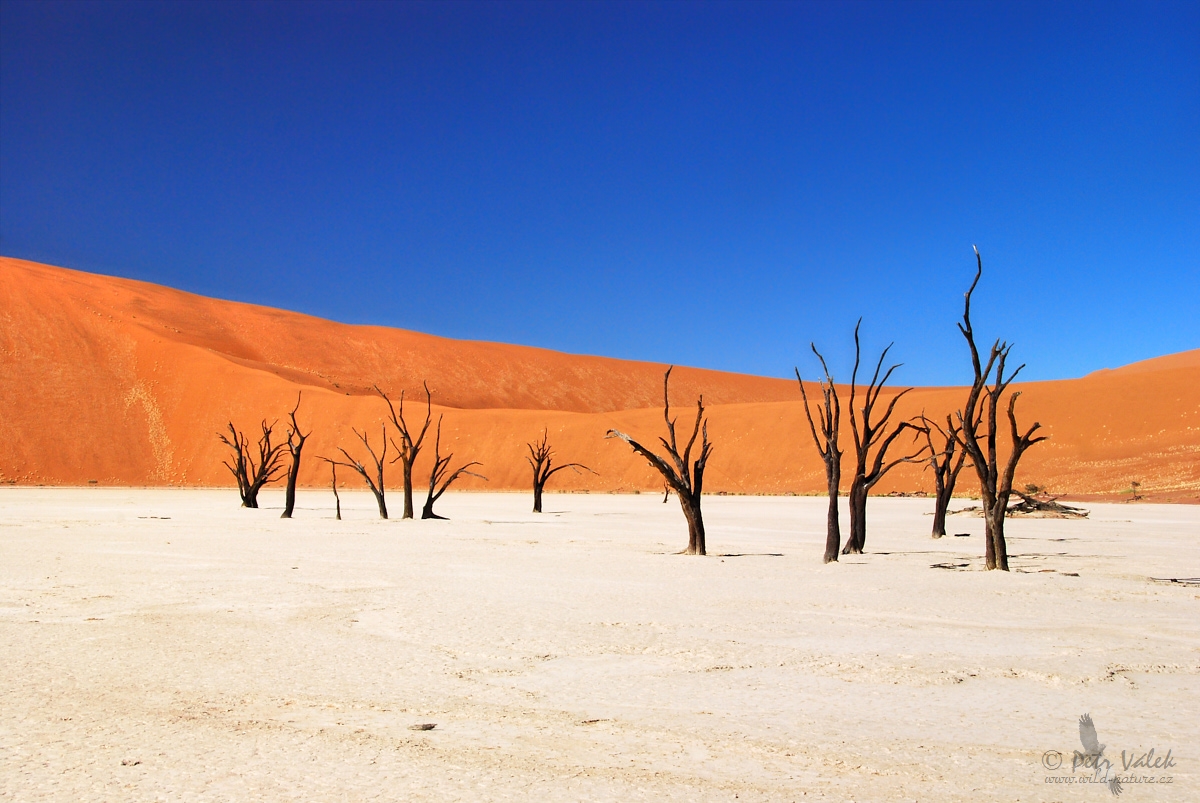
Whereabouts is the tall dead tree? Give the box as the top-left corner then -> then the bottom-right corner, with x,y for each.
218,420 -> 285,508
320,424 -> 389,519
421,416 -> 486,519
843,321 -> 925,555
796,346 -> 843,563
920,412 -> 971,538
606,367 -> 713,556
378,383 -> 433,520
280,393 -> 310,519
526,429 -> 595,513
955,247 -> 1048,571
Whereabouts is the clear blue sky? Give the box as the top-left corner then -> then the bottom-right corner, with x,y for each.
2,0 -> 1197,385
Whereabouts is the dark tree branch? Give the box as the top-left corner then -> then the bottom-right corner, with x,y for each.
330,462 -> 341,520
280,393 -> 310,519
956,246 -> 1049,570
920,411 -> 973,538
606,366 -> 712,555
526,428 -> 596,513
796,344 -> 843,563
843,323 -> 926,555
421,415 -> 486,519
379,382 -> 432,519
218,419 -> 285,508
318,423 -> 389,519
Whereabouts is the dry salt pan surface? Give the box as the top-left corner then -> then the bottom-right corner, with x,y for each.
1,489 -> 1197,802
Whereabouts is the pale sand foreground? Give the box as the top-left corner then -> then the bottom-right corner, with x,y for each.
1,490 -> 1196,802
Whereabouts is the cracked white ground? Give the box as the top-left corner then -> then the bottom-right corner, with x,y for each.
1,488 -> 1196,801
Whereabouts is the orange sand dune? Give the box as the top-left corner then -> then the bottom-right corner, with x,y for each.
2,257 -> 1197,501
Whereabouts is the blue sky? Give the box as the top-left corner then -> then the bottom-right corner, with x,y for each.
2,0 -> 1197,385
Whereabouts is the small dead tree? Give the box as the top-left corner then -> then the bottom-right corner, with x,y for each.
796,346 -> 843,563
606,367 -> 713,556
218,420 -> 285,508
526,429 -> 595,513
378,383 -> 433,520
320,424 -> 389,519
954,247 -> 1048,571
330,463 -> 342,520
843,321 -> 925,555
421,416 -> 486,519
280,393 -> 310,519
919,413 -> 971,538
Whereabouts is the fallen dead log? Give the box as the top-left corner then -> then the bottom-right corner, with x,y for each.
948,492 -> 1088,519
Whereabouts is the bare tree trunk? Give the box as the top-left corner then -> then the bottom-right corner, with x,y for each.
402,461 -> 416,520
796,350 -> 843,564
281,393 -> 309,519
680,493 -> 705,556
992,506 -> 1009,568
846,479 -> 868,554
331,464 -> 341,520
823,461 -> 842,563
373,483 -> 388,519
931,480 -> 951,538
533,483 -> 544,513
606,367 -> 713,556
984,495 -> 1003,570
979,483 -> 1013,570
282,461 -> 299,517
933,451 -> 966,538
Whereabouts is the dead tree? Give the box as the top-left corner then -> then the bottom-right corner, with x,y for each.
218,420 -> 285,508
526,429 -> 595,513
280,393 -> 310,519
378,383 -> 433,520
843,321 -> 925,555
954,247 -> 1048,571
319,424 -> 389,519
1008,491 -> 1087,518
421,416 -> 486,519
330,463 -> 342,520
919,413 -> 970,538
606,367 -> 713,556
796,346 -> 843,563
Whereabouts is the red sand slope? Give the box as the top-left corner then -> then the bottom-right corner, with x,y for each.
2,257 -> 1197,501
